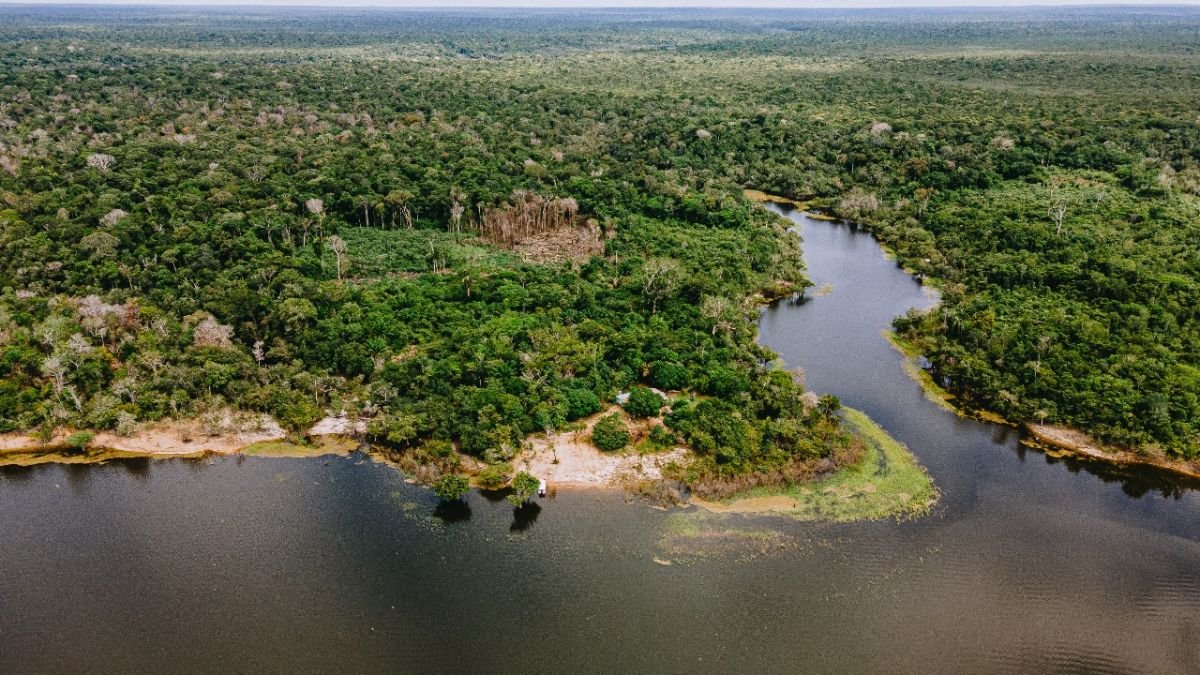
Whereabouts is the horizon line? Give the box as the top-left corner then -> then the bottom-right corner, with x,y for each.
3,1 -> 1199,9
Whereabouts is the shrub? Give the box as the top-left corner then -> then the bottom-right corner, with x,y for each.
563,387 -> 602,420
651,362 -> 688,391
477,462 -> 513,489
508,471 -> 540,506
703,366 -> 750,398
624,386 -> 664,418
65,431 -> 94,450
591,413 -> 630,452
647,424 -> 678,448
432,473 -> 470,502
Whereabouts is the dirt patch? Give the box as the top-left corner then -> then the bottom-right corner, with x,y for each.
743,188 -> 808,208
516,406 -> 691,487
510,222 -> 605,264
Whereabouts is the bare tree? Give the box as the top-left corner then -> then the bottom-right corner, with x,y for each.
86,153 -> 114,172
192,315 -> 234,348
1048,199 -> 1068,237
326,234 -> 348,280
701,295 -> 740,337
478,191 -> 582,247
640,258 -> 682,313
449,192 -> 465,240
1046,177 -> 1069,237
41,356 -> 67,395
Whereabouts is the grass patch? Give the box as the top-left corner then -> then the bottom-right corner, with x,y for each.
659,511 -> 791,561
239,436 -> 359,458
884,330 -> 959,413
337,227 -> 515,278
884,330 -> 1014,425
695,407 -> 938,522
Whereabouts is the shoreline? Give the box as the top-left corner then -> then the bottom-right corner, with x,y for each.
1023,423 -> 1200,481
885,329 -> 1200,479
690,407 -> 938,521
0,415 -> 363,467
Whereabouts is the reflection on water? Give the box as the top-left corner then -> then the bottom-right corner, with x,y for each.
433,500 -> 473,524
510,502 -> 542,532
1,208 -> 1198,674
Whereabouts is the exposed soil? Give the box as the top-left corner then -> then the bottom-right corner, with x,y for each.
510,222 -> 605,264
1025,423 -> 1200,480
517,406 -> 691,487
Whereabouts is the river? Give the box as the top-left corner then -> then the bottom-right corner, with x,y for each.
2,207 -> 1198,674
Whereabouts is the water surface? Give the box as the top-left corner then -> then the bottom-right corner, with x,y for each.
2,207 -> 1198,674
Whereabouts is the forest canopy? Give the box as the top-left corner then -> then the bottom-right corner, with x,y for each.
0,6 -> 1198,464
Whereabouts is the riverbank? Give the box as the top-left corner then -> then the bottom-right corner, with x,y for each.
883,330 -> 1008,425
887,329 -> 1200,479
517,406 -> 690,487
0,414 -> 362,466
692,407 -> 938,521
1024,423 -> 1200,480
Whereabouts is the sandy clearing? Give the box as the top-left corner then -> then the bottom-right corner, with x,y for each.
517,406 -> 691,487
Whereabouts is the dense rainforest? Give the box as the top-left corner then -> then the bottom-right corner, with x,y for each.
0,6 -> 1197,474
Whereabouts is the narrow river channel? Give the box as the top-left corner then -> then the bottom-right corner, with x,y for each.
1,208 -> 1198,674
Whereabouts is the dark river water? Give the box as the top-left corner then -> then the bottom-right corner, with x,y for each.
3,207 -> 1199,674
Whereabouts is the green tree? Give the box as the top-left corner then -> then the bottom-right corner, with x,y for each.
591,413 -> 630,452
432,473 -> 470,502
508,471 -> 540,506
624,386 -> 664,419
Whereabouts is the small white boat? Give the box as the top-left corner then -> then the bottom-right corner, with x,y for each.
537,479 -> 547,498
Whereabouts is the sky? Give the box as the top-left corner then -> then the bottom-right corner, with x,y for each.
2,0 -> 1198,7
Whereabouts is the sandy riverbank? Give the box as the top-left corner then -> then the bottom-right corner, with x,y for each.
516,406 -> 691,487
743,188 -> 808,209
1024,423 -> 1200,480
883,331 -> 1200,480
0,413 -> 365,466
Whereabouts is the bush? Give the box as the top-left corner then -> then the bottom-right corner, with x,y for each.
65,431 -> 94,450
563,387 -> 602,420
591,413 -> 630,452
647,424 -> 678,448
508,471 -> 540,506
477,462 -> 513,489
704,366 -> 750,398
651,362 -> 688,391
432,473 -> 470,502
624,386 -> 664,418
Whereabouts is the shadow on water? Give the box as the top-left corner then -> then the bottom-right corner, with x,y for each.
116,456 -> 152,480
510,502 -> 541,532
1035,447 -> 1200,500
433,499 -> 472,524
479,487 -> 511,503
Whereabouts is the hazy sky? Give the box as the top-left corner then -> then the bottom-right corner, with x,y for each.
2,0 -> 1198,7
